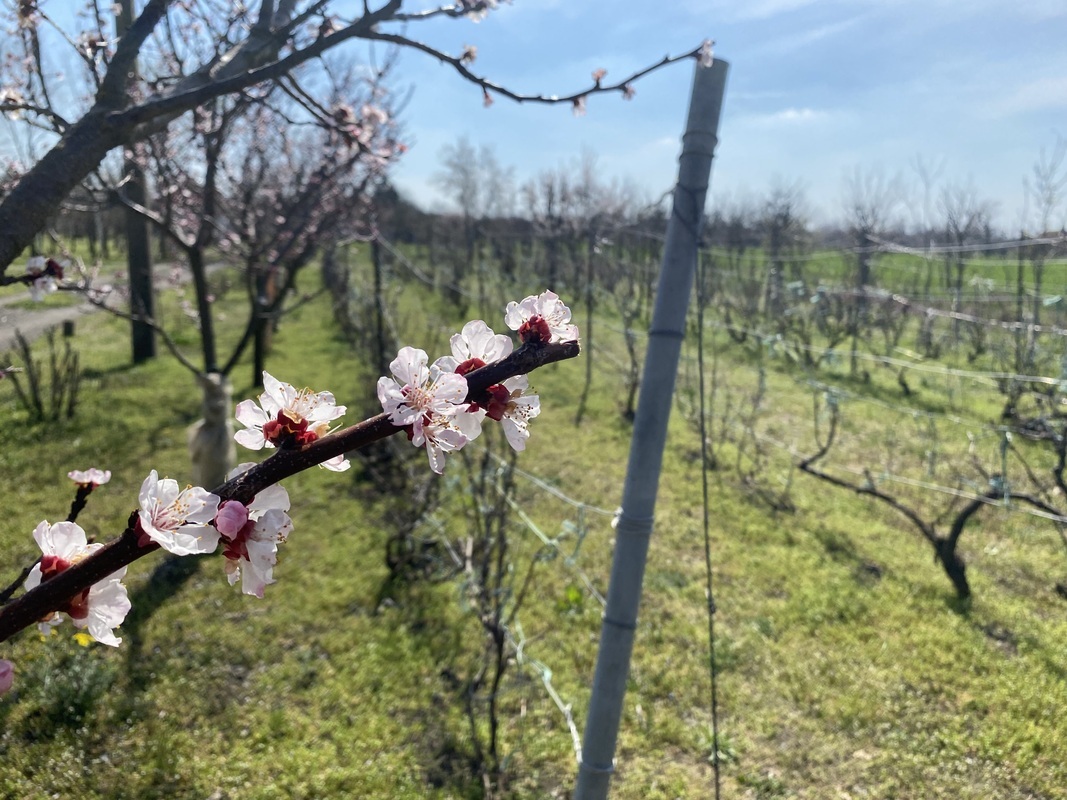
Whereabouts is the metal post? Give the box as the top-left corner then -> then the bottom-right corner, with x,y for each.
573,57 -> 728,800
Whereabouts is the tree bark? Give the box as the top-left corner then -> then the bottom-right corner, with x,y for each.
0,111 -> 123,270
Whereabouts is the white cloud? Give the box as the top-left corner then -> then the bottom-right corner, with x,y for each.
744,107 -> 827,126
696,0 -> 819,22
751,15 -> 863,54
996,75 -> 1067,116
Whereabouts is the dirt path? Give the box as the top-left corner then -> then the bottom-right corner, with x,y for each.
0,293 -> 100,352
0,261 -> 223,354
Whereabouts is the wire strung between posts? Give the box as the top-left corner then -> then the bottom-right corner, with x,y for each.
867,232 -> 1067,255
696,250 -> 723,800
741,422 -> 1067,526
599,314 -> 1067,388
373,233 -> 477,298
701,318 -> 1065,386
598,316 -> 1067,442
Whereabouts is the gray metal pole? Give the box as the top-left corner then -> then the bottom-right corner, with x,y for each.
573,57 -> 728,800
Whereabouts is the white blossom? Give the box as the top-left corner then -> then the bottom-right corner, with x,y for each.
437,319 -> 513,374
485,375 -> 541,452
377,346 -> 472,474
698,39 -> 715,69
504,290 -> 579,344
137,470 -> 221,555
234,371 -> 349,471
68,468 -> 111,487
25,256 -> 57,302
24,521 -> 130,647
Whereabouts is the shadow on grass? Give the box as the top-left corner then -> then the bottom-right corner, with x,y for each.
121,553 -> 207,690
3,636 -> 118,743
945,597 -> 1067,682
81,361 -> 141,380
812,525 -> 885,586
374,580 -> 487,800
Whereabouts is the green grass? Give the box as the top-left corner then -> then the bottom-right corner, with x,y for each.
1,257 -> 1066,799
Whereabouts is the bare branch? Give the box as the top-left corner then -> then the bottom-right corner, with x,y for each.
110,2 -> 402,130
79,284 -> 204,377
98,0 -> 172,106
363,31 -> 704,106
0,101 -> 70,132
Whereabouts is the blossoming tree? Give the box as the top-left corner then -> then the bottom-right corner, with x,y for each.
0,0 -> 708,279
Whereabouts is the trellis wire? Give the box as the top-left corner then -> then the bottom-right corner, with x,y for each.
738,422 -> 1067,526
696,228 -> 723,800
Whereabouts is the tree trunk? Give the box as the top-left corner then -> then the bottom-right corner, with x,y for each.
189,248 -> 218,372
936,537 -> 971,600
187,372 -> 236,490
0,110 -> 123,271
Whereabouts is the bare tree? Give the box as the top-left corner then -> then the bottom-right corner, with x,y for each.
522,167 -> 573,290
908,154 -> 947,299
1026,133 -> 1067,235
0,0 -> 706,279
434,137 -> 515,310
841,165 -> 902,375
1021,135 -> 1067,327
760,178 -> 807,318
799,393 -> 1065,600
938,181 -> 992,323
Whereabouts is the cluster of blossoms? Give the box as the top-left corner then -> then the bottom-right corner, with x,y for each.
25,521 -> 130,647
24,256 -> 63,302
378,290 -> 577,474
5,290 -> 576,691
234,372 -> 349,471
19,460 -> 293,658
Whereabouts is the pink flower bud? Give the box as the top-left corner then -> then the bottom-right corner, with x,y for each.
215,500 -> 250,539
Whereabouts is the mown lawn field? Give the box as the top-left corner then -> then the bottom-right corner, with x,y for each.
1,255 -> 1065,799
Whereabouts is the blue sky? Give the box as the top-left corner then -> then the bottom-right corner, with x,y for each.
382,0 -> 1067,231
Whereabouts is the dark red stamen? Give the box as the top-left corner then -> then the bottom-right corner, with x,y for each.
39,555 -> 72,581
485,384 -> 512,421
518,315 -> 551,344
263,410 -> 311,448
455,357 -> 486,376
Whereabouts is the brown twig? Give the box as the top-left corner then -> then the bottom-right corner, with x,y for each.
362,31 -> 705,106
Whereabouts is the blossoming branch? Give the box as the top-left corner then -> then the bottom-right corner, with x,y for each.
0,292 -> 580,667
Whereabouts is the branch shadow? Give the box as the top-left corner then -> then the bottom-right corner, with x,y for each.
120,553 -> 206,691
